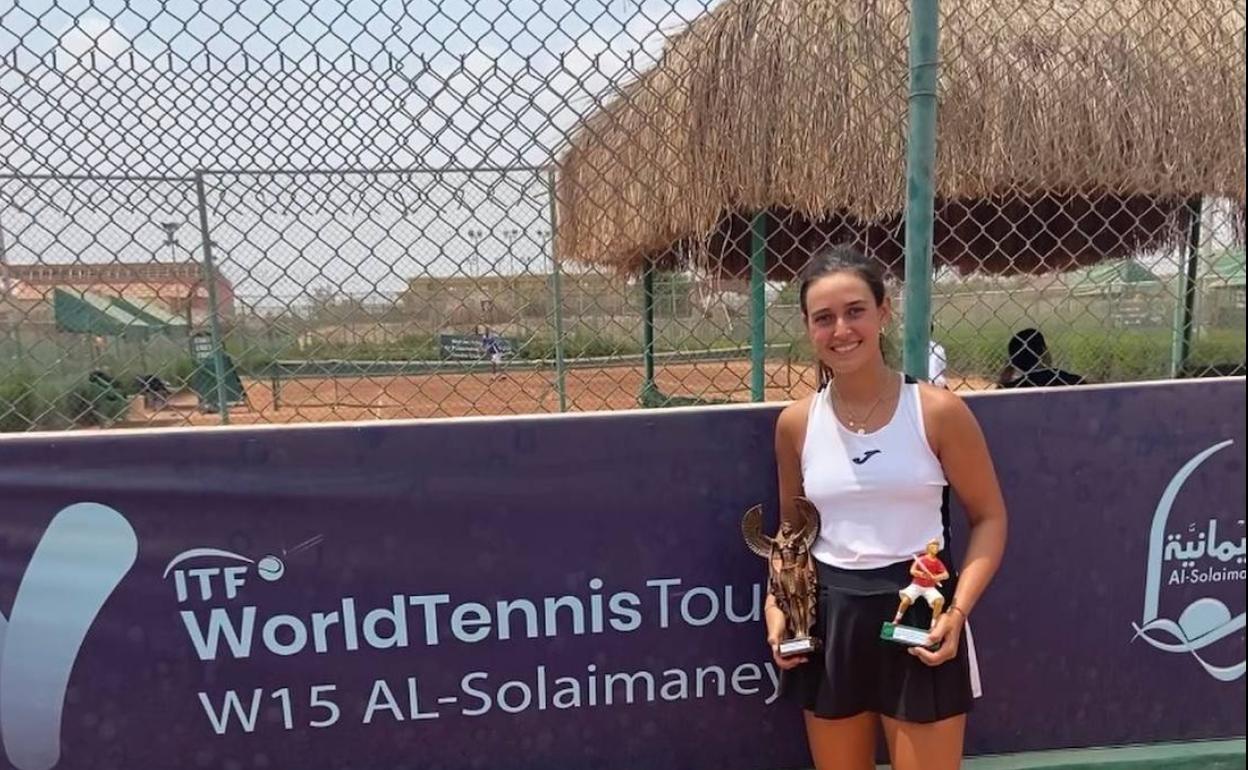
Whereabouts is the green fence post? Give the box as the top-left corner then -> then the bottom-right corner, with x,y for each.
1169,196 -> 1203,378
193,171 -> 231,425
0,220 -> 19,372
901,0 -> 940,380
545,170 -> 567,411
750,212 -> 768,401
641,260 -> 657,403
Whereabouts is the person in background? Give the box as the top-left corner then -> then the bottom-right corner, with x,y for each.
928,323 -> 948,388
997,328 -> 1085,388
481,326 -> 506,379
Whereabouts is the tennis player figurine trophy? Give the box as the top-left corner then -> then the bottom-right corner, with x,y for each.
742,498 -> 821,657
880,539 -> 950,648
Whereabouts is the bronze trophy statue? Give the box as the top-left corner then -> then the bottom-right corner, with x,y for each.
742,497 -> 821,657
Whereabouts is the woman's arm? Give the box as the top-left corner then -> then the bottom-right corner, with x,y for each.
914,388 -> 1008,664
775,402 -> 806,525
767,400 -> 810,670
937,393 -> 1007,617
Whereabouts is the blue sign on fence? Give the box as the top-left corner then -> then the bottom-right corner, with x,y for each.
438,332 -> 513,360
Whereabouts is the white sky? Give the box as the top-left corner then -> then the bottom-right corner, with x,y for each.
0,0 -> 1240,304
0,0 -> 715,300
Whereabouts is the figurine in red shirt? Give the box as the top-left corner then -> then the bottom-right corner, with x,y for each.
893,539 -> 950,628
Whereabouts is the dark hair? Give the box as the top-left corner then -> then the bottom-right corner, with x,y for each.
1008,327 -> 1047,372
798,244 -> 887,316
797,245 -> 888,387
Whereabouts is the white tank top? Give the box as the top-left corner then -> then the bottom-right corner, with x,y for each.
802,376 -> 949,570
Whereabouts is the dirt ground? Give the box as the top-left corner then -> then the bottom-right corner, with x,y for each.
125,361 -> 997,428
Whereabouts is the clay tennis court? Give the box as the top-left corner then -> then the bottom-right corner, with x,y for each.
127,359 -> 994,427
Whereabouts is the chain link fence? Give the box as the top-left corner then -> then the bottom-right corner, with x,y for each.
1,0 -> 1244,431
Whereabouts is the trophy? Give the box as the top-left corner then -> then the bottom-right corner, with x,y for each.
741,497 -> 821,657
880,539 -> 950,649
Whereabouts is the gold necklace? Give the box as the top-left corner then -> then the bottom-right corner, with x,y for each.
830,375 -> 894,435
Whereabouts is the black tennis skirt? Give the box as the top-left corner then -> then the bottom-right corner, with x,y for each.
781,556 -> 978,723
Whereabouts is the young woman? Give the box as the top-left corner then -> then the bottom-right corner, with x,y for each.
769,245 -> 1008,770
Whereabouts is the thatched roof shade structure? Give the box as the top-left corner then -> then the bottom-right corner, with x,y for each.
555,0 -> 1246,278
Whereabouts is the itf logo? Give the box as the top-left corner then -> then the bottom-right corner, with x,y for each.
0,503 -> 137,770
1132,440 -> 1245,682
161,533 -> 322,600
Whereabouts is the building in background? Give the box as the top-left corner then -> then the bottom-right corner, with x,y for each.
400,271 -> 638,328
0,262 -> 235,327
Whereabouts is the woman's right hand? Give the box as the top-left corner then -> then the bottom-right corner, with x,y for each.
765,602 -> 808,670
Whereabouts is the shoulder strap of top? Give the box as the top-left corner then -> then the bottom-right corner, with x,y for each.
806,385 -> 826,427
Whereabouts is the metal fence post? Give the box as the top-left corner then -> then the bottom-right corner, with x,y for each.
1170,196 -> 1203,378
0,218 -> 20,372
901,0 -> 940,381
642,260 -> 656,402
749,212 -> 767,401
545,170 -> 567,411
193,171 -> 232,424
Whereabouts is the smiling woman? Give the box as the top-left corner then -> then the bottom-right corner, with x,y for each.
797,247 -> 891,397
767,244 -> 1009,770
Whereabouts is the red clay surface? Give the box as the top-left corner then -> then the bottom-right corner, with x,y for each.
124,360 -> 995,428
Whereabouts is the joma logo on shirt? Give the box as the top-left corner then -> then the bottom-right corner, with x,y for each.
852,450 -> 882,465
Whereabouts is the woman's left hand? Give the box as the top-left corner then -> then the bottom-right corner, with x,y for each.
909,609 -> 964,666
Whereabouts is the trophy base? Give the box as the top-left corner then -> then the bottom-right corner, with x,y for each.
777,636 -> 818,657
880,622 -> 941,650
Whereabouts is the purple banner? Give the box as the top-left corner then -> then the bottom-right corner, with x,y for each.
0,379 -> 1243,770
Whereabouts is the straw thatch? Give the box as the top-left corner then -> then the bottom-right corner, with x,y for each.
555,0 -> 1246,277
